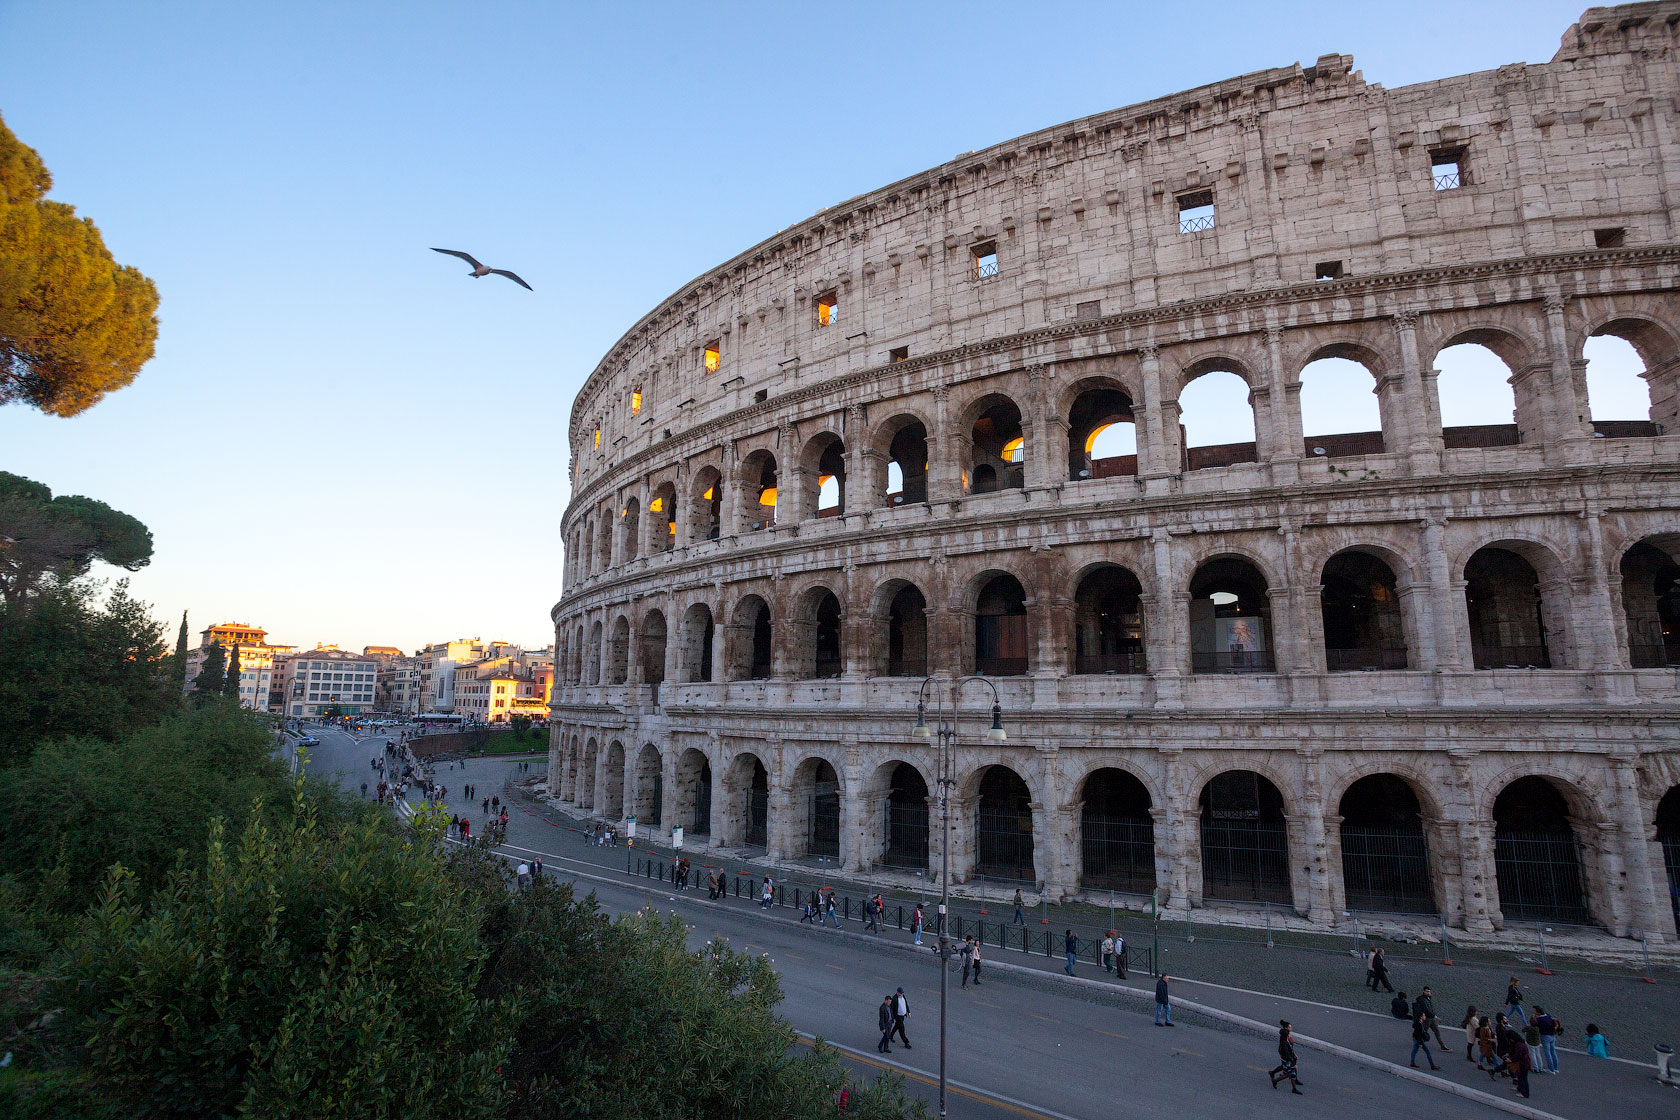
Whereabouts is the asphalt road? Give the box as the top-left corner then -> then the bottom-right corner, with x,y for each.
281,725 -> 1563,1120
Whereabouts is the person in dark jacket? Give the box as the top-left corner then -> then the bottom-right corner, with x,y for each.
1154,975 -> 1173,1026
1064,930 -> 1078,976
1371,948 -> 1394,993
1504,1030 -> 1532,1098
1502,977 -> 1527,1027
1413,987 -> 1449,1050
878,996 -> 895,1053
1269,1020 -> 1302,1093
1390,991 -> 1411,1019
1410,1010 -> 1442,1070
891,987 -> 913,1049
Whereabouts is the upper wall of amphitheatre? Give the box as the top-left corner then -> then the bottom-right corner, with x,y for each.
565,3 -> 1680,495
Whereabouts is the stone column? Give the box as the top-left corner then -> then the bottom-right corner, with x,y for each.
928,384 -> 962,501
1612,755 -> 1671,942
1541,292 -> 1592,464
1576,509 -> 1624,670
1275,521 -> 1309,673
845,404 -> 869,513
1295,749 -> 1335,923
1147,530 -> 1186,707
1392,310 -> 1442,471
1136,344 -> 1176,479
1026,365 -> 1055,490
1449,750 -> 1496,932
841,749 -> 866,872
1257,327 -> 1299,467
1424,519 -> 1468,669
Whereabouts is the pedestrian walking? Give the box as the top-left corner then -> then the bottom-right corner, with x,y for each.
1012,888 -> 1026,926
1101,933 -> 1115,974
1533,1006 -> 1561,1073
1461,1006 -> 1481,1062
1371,948 -> 1394,993
866,895 -> 881,934
960,936 -> 974,988
1410,1010 -> 1442,1070
878,996 -> 895,1054
1154,975 -> 1173,1026
1269,1020 -> 1303,1093
1476,1016 -> 1497,1070
1505,1029 -> 1532,1098
911,904 -> 924,946
825,891 -> 840,928
891,988 -> 912,1049
1063,929 -> 1078,976
483,797 -> 490,815
492,795 -> 500,812
1583,1023 -> 1609,1058
970,938 -> 983,985
1112,931 -> 1126,979
516,862 -> 531,889
760,876 -> 774,909
1502,976 -> 1527,1027
1364,947 -> 1379,990
801,897 -> 817,924
532,857 -> 543,880
1414,987 -> 1449,1050
361,781 -> 367,797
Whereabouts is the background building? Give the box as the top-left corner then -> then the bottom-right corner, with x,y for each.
279,647 -> 380,718
183,622 -> 294,711
453,648 -> 554,723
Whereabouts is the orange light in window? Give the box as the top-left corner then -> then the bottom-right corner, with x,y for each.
1002,436 -> 1024,463
668,522 -> 676,534
593,428 -> 601,449
649,497 -> 663,513
704,344 -> 720,372
631,390 -> 642,414
1084,424 -> 1110,454
817,474 -> 832,486
702,487 -> 714,500
759,487 -> 777,506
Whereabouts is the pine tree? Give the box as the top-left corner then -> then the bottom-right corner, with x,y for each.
223,643 -> 242,703
168,611 -> 189,697
193,643 -> 225,700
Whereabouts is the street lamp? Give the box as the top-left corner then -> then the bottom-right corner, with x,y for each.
911,675 -> 1006,1120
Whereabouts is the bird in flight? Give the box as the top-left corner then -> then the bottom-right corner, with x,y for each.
430,248 -> 533,291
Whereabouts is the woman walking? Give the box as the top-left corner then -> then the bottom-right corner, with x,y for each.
1461,1006 -> 1480,1062
1269,1021 -> 1302,1093
1410,1010 -> 1442,1070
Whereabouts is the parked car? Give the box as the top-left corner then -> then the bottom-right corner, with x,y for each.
298,734 -> 320,746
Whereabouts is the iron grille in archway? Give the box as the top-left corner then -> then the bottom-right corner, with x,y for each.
1664,838 -> 1680,925
1200,771 -> 1291,904
884,764 -> 929,869
694,764 -> 712,835
1494,832 -> 1589,923
648,774 -> 662,828
975,767 -> 1035,881
747,764 -> 769,848
1080,768 -> 1155,892
1338,775 -> 1436,914
807,762 -> 840,858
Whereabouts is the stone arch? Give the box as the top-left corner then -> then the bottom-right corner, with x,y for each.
870,759 -> 932,871
871,577 -> 929,677
964,392 -> 1026,494
688,465 -> 723,543
675,746 -> 712,836
1489,774 -> 1595,926
584,620 -> 603,685
1077,766 -> 1155,893
969,570 -> 1030,676
594,501 -> 614,571
631,743 -> 662,828
606,614 -> 631,685
788,582 -> 844,679
1063,377 -> 1139,481
1321,547 -> 1410,671
871,410 -> 932,507
1177,356 -> 1258,471
1070,563 -> 1147,674
739,449 -> 778,531
1188,554 -> 1275,673
1336,773 -> 1438,914
1618,535 -> 1680,667
649,480 -> 677,552
579,737 -> 599,810
1197,769 -> 1292,904
571,624 -> 585,684
723,750 -> 771,850
1461,539 -> 1572,669
1297,341 -> 1392,458
581,516 -> 596,580
1431,326 -> 1538,446
799,430 -> 847,519
602,740 -> 626,820
677,601 -> 715,682
727,593 -> 774,680
1582,313 -> 1680,432
620,496 -> 641,562
1656,785 -> 1680,926
791,753 -> 843,859
970,763 -> 1036,882
640,608 -> 667,686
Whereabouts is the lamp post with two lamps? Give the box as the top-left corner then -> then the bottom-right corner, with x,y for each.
911,675 -> 1007,1120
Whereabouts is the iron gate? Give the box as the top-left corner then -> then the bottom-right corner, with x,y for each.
1340,826 -> 1436,913
746,781 -> 768,848
1201,819 -> 1291,903
694,771 -> 712,835
1080,815 -> 1155,892
647,774 -> 662,828
885,795 -> 929,869
1664,837 -> 1680,923
1494,829 -> 1589,923
808,777 -> 839,858
975,805 -> 1035,881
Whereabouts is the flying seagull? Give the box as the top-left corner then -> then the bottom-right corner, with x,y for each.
430,247 -> 533,291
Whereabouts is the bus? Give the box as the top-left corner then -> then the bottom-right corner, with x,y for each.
413,713 -> 465,729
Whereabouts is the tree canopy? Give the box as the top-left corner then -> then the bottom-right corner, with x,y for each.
0,471 -> 153,606
0,112 -> 159,417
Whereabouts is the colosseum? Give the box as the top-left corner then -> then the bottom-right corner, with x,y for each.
551,3 -> 1680,942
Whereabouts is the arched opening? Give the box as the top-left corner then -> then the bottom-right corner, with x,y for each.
803,433 -> 846,519
886,584 -> 928,677
595,503 -> 613,571
797,758 -> 841,859
1299,353 -> 1386,458
723,752 -> 770,851
581,518 -> 595,579
621,497 -> 641,562
883,418 -> 929,506
746,756 -> 769,848
679,603 -> 714,683
1657,786 -> 1680,925
1066,385 -> 1138,480
974,573 -> 1029,676
1321,550 -> 1408,670
1435,340 -> 1521,447
690,467 -> 723,542
676,749 -> 711,836
1338,774 -> 1435,913
1071,565 -> 1146,674
729,596 -> 774,681
1493,776 -> 1589,923
579,738 -> 599,809
1189,557 -> 1274,673
792,586 -> 844,679
632,744 -> 662,828
883,763 -> 930,870
969,397 -> 1025,493
561,737 -> 579,801
640,610 -> 667,701
974,766 -> 1035,881
650,482 -> 677,552
1620,540 -> 1680,667
1179,368 -> 1256,470
602,741 -> 626,820
1199,770 -> 1290,903
585,621 -> 603,685
1584,332 -> 1656,432
1465,546 -> 1550,669
607,615 -> 630,685
571,625 -> 584,685
741,450 -> 778,531
1080,768 -> 1154,893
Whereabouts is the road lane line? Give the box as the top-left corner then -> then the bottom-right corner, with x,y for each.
1172,1048 -> 1206,1058
1031,1013 -> 1059,1023
1092,1028 -> 1129,1040
826,964 -> 846,971
793,1035 -> 1085,1120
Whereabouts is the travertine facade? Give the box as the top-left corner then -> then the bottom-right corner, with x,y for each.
551,5 -> 1680,940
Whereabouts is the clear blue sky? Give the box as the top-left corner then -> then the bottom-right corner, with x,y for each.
0,1 -> 1634,652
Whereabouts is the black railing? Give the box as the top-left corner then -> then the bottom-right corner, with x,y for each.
1325,647 -> 1408,672
1471,644 -> 1550,670
1432,171 -> 1461,190
975,257 -> 999,279
1178,212 -> 1215,234
1191,650 -> 1275,674
1340,826 -> 1436,914
1073,652 -> 1147,675
1630,644 -> 1680,668
1494,829 -> 1590,924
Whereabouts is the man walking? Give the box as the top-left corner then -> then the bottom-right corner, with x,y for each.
878,996 -> 895,1054
1112,931 -> 1127,979
532,857 -> 543,880
825,891 -> 841,928
960,936 -> 975,988
911,904 -> 924,946
1414,987 -> 1449,1050
1371,948 -> 1394,993
1533,1006 -> 1561,1074
1270,1020 -> 1303,1093
1101,932 -> 1115,974
1012,888 -> 1026,926
891,988 -> 912,1049
1064,929 -> 1078,976
866,895 -> 881,934
1155,975 -> 1173,1026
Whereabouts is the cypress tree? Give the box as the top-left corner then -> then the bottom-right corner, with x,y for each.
224,643 -> 242,702
193,643 -> 226,700
169,611 -> 189,697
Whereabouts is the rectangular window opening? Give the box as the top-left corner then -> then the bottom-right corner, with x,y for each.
971,241 -> 998,280
1314,260 -> 1344,281
1177,191 -> 1215,234
630,388 -> 642,415
754,388 -> 768,404
1076,300 -> 1102,320
1430,148 -> 1464,191
889,345 -> 909,362
703,342 -> 720,373
1594,226 -> 1626,248
593,427 -> 601,449
816,292 -> 839,328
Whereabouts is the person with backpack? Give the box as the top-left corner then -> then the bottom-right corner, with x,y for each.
824,891 -> 840,928
1269,1020 -> 1302,1093
1410,1009 -> 1442,1070
1413,987 -> 1449,1050
1532,1006 -> 1561,1073
1112,931 -> 1127,979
